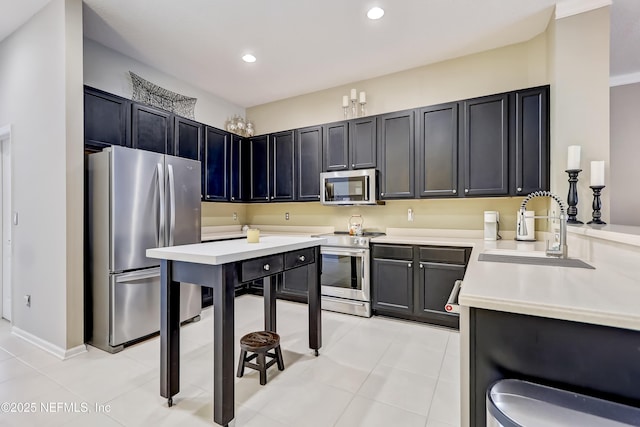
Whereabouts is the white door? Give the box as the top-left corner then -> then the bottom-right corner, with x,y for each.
0,126 -> 11,321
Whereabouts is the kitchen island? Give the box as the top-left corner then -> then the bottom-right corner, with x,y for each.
146,235 -> 326,427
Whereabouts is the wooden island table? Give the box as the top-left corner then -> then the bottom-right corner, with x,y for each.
146,235 -> 326,426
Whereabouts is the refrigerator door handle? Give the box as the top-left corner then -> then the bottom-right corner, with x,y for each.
157,163 -> 166,247
168,164 -> 176,246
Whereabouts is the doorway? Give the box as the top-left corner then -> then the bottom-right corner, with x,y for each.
0,125 -> 12,322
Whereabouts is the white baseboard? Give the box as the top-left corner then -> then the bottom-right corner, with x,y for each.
11,326 -> 87,360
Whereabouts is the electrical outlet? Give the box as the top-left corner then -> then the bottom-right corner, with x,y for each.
407,208 -> 414,222
24,294 -> 31,307
285,212 -> 290,221
233,212 -> 237,221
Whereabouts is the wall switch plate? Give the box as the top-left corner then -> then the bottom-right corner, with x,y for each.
408,208 -> 414,221
233,212 -> 237,221
285,212 -> 290,220
24,294 -> 30,307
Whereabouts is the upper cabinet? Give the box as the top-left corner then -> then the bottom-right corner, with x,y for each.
511,86 -> 550,195
295,126 -> 322,201
378,110 -> 415,199
174,116 -> 203,161
229,135 -> 246,202
416,103 -> 459,198
203,126 -> 229,201
461,93 -> 509,196
270,130 -> 296,202
322,118 -> 377,171
131,103 -> 174,155
248,135 -> 271,202
84,86 -> 130,152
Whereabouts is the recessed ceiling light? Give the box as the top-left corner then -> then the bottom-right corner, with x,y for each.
242,54 -> 256,63
367,7 -> 384,20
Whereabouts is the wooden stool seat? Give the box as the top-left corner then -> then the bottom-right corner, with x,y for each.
237,331 -> 284,385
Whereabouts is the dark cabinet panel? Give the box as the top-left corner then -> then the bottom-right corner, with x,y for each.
512,86 -> 549,195
349,117 -> 377,169
462,94 -> 509,196
270,130 -> 295,201
174,116 -> 202,161
416,103 -> 459,197
230,135 -> 246,202
203,126 -> 229,201
323,121 -> 349,171
295,126 -> 322,201
131,103 -> 173,154
276,265 -> 311,303
84,86 -> 130,151
372,258 -> 413,315
378,110 -> 415,199
248,135 -> 270,201
415,262 -> 463,328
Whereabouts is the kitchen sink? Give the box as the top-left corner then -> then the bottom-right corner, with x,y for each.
478,249 -> 594,269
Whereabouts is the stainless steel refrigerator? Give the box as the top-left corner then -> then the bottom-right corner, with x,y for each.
87,145 -> 202,353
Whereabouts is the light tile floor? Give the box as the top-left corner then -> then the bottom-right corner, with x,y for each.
0,295 -> 460,426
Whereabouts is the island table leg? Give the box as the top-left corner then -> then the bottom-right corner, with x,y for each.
309,247 -> 322,356
160,260 -> 180,405
213,264 -> 236,426
264,275 -> 277,332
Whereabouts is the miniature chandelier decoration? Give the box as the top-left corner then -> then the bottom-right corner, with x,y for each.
342,88 -> 367,119
225,115 -> 255,137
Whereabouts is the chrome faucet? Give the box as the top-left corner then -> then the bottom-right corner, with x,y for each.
517,191 -> 568,259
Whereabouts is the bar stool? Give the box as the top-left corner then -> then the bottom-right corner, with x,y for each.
236,331 -> 284,385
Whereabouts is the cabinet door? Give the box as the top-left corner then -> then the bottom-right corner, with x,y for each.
462,94 -> 509,196
372,258 -> 413,315
174,116 -> 202,161
416,262 -> 463,328
270,130 -> 295,201
230,135 -> 246,202
323,121 -> 349,171
512,86 -> 549,196
417,103 -> 459,197
131,103 -> 173,154
203,126 -> 229,201
379,110 -> 415,199
295,126 -> 322,201
248,135 -> 270,201
349,117 -> 377,169
276,266 -> 311,303
84,86 -> 130,151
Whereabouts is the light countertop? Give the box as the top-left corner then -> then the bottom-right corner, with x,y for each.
373,228 -> 640,332
147,235 -> 327,266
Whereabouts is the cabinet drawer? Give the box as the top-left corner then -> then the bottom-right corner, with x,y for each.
241,254 -> 284,282
372,244 -> 413,260
285,248 -> 314,269
419,246 -> 469,265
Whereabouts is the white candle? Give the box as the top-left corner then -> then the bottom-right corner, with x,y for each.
342,95 -> 349,107
350,88 -> 357,101
567,145 -> 581,170
359,91 -> 366,103
246,228 -> 260,243
590,161 -> 605,186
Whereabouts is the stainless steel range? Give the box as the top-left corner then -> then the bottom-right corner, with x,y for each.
316,232 -> 383,317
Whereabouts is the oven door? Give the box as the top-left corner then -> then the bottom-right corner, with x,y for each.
320,247 -> 370,301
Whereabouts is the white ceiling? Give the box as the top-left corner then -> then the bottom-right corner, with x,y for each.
1,0 -> 638,107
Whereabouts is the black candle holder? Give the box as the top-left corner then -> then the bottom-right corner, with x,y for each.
565,169 -> 583,224
587,185 -> 606,225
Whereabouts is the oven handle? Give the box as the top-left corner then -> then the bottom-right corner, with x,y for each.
445,280 -> 463,314
320,247 -> 368,257
321,295 -> 367,307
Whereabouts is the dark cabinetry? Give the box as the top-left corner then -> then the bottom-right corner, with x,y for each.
372,244 -> 469,328
229,135 -> 246,202
462,94 -> 509,196
174,116 -> 202,161
204,127 -> 229,201
295,126 -> 322,201
84,87 -> 130,152
248,135 -> 270,201
511,86 -> 549,195
131,103 -> 174,155
322,118 -> 377,171
378,110 -> 415,199
248,131 -> 295,202
416,103 -> 459,197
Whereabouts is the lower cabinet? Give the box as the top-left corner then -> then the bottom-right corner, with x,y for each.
372,244 -> 470,328
275,265 -> 312,303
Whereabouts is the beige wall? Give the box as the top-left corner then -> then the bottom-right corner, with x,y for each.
610,82 -> 640,226
201,202 -> 248,227
548,7 -> 610,223
247,33 -> 548,134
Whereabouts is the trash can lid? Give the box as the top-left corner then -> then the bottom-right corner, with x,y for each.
487,379 -> 640,427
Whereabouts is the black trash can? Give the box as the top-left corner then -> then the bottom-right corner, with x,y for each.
487,379 -> 640,426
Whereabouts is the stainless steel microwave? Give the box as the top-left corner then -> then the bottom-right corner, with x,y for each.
320,169 -> 379,205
